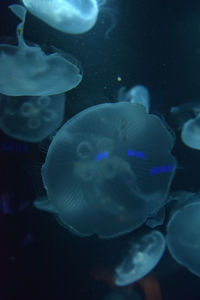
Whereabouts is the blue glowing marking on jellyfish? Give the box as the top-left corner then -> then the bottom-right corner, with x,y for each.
128,149 -> 135,156
150,165 -> 174,176
95,151 -> 109,161
136,151 -> 146,159
128,149 -> 146,159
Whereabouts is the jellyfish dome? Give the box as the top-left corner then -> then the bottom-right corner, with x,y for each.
167,194 -> 200,277
0,93 -> 65,142
117,85 -> 150,113
181,114 -> 200,150
41,101 -> 176,238
22,0 -> 99,34
0,5 -> 82,96
115,231 -> 166,286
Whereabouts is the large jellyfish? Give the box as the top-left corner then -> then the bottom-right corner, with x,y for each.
181,114 -> 200,150
38,101 -> 176,238
117,85 -> 150,113
0,5 -> 82,96
22,0 -> 99,34
0,93 -> 65,142
115,231 -> 166,286
166,192 -> 200,277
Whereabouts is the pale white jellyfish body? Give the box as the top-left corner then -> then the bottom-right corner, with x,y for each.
117,85 -> 150,113
181,114 -> 200,150
167,193 -> 200,277
22,0 -> 99,34
0,5 -> 82,96
0,93 -> 66,142
38,102 -> 176,238
115,231 -> 166,286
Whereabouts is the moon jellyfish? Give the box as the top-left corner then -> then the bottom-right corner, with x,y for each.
115,231 -> 166,286
170,101 -> 200,129
40,101 -> 176,238
181,114 -> 200,150
0,93 -> 65,142
22,0 -> 99,34
170,101 -> 200,119
167,193 -> 200,277
0,5 -> 82,96
117,85 -> 150,113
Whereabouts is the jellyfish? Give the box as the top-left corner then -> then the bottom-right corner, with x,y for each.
0,5 -> 82,96
115,231 -> 166,286
181,114 -> 200,150
169,101 -> 200,129
22,0 -> 99,34
37,101 -> 176,238
166,193 -> 200,277
170,101 -> 200,119
0,93 -> 66,142
117,85 -> 150,113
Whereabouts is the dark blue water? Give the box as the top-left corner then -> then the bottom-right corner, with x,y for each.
0,1 -> 200,299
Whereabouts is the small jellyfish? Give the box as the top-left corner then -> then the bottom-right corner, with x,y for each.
169,101 -> 200,129
117,85 -> 150,113
181,114 -> 200,150
39,101 -> 176,238
170,101 -> 200,119
115,231 -> 166,286
22,0 -> 99,34
166,193 -> 200,277
0,93 -> 66,142
0,5 -> 82,96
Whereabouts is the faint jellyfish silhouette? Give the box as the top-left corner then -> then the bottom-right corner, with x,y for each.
39,101 -> 176,238
181,114 -> 200,150
117,85 -> 150,113
22,0 -> 99,34
0,5 -> 82,96
170,101 -> 200,120
170,101 -> 200,132
115,231 -> 166,286
166,192 -> 200,277
0,193 -> 30,217
0,93 -> 66,142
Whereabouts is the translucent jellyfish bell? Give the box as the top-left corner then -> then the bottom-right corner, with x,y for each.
167,194 -> 200,277
22,0 -> 99,34
115,231 -> 166,286
170,101 -> 200,118
117,85 -> 150,113
181,114 -> 200,150
169,101 -> 200,130
40,102 -> 176,238
0,93 -> 65,142
0,5 -> 82,96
